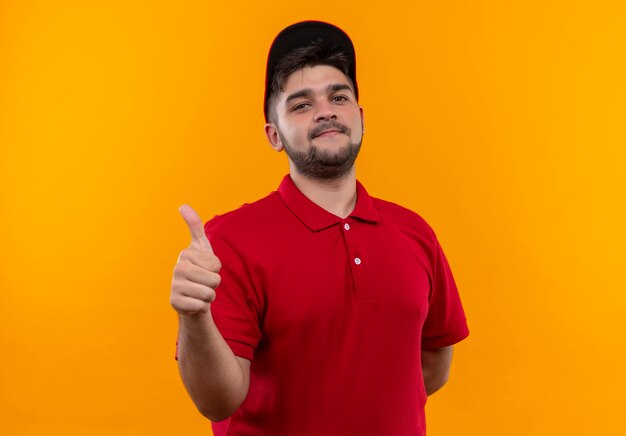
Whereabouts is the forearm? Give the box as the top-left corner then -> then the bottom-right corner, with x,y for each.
421,346 -> 453,396
177,310 -> 248,421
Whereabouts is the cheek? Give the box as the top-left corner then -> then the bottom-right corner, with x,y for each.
351,117 -> 363,136
290,126 -> 308,140
279,127 -> 305,145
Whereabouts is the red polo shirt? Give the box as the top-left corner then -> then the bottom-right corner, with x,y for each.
204,174 -> 469,436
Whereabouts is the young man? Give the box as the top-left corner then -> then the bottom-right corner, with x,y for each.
171,21 -> 469,436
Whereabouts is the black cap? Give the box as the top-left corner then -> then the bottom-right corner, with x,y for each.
264,20 -> 358,122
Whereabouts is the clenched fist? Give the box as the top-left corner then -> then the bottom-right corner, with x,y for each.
171,204 -> 222,316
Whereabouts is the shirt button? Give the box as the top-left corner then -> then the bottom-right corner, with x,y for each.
344,223 -> 351,231
354,257 -> 362,265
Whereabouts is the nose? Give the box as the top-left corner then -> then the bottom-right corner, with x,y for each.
313,99 -> 338,122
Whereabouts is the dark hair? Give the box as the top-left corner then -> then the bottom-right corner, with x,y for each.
266,39 -> 354,124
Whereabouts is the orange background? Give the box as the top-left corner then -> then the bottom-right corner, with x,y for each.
1,1 -> 625,435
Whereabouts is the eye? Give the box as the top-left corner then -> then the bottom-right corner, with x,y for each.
332,95 -> 349,102
292,102 -> 311,111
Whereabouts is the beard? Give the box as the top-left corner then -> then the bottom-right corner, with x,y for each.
277,124 -> 362,181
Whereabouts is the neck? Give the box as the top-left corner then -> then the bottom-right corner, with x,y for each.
289,168 -> 357,219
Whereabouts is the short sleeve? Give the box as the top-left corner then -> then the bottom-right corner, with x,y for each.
421,239 -> 469,350
204,228 -> 263,361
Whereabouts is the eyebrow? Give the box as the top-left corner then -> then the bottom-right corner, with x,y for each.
328,83 -> 353,94
285,83 -> 354,105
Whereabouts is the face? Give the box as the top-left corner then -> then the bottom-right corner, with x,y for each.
265,65 -> 364,180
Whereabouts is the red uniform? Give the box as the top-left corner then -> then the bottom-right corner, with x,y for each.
205,174 -> 469,436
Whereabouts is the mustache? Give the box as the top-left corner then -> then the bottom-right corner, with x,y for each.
308,122 -> 351,140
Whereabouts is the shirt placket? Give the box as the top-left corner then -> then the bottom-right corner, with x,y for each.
340,219 -> 373,304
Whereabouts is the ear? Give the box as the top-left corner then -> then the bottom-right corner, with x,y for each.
359,105 -> 365,135
264,123 -> 284,152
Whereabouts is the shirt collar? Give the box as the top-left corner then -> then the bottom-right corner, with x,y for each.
277,174 -> 380,232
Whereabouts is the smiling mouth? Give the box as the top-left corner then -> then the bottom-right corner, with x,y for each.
315,130 -> 343,138
310,122 -> 351,140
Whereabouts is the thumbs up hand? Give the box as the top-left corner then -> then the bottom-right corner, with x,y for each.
171,205 -> 222,316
